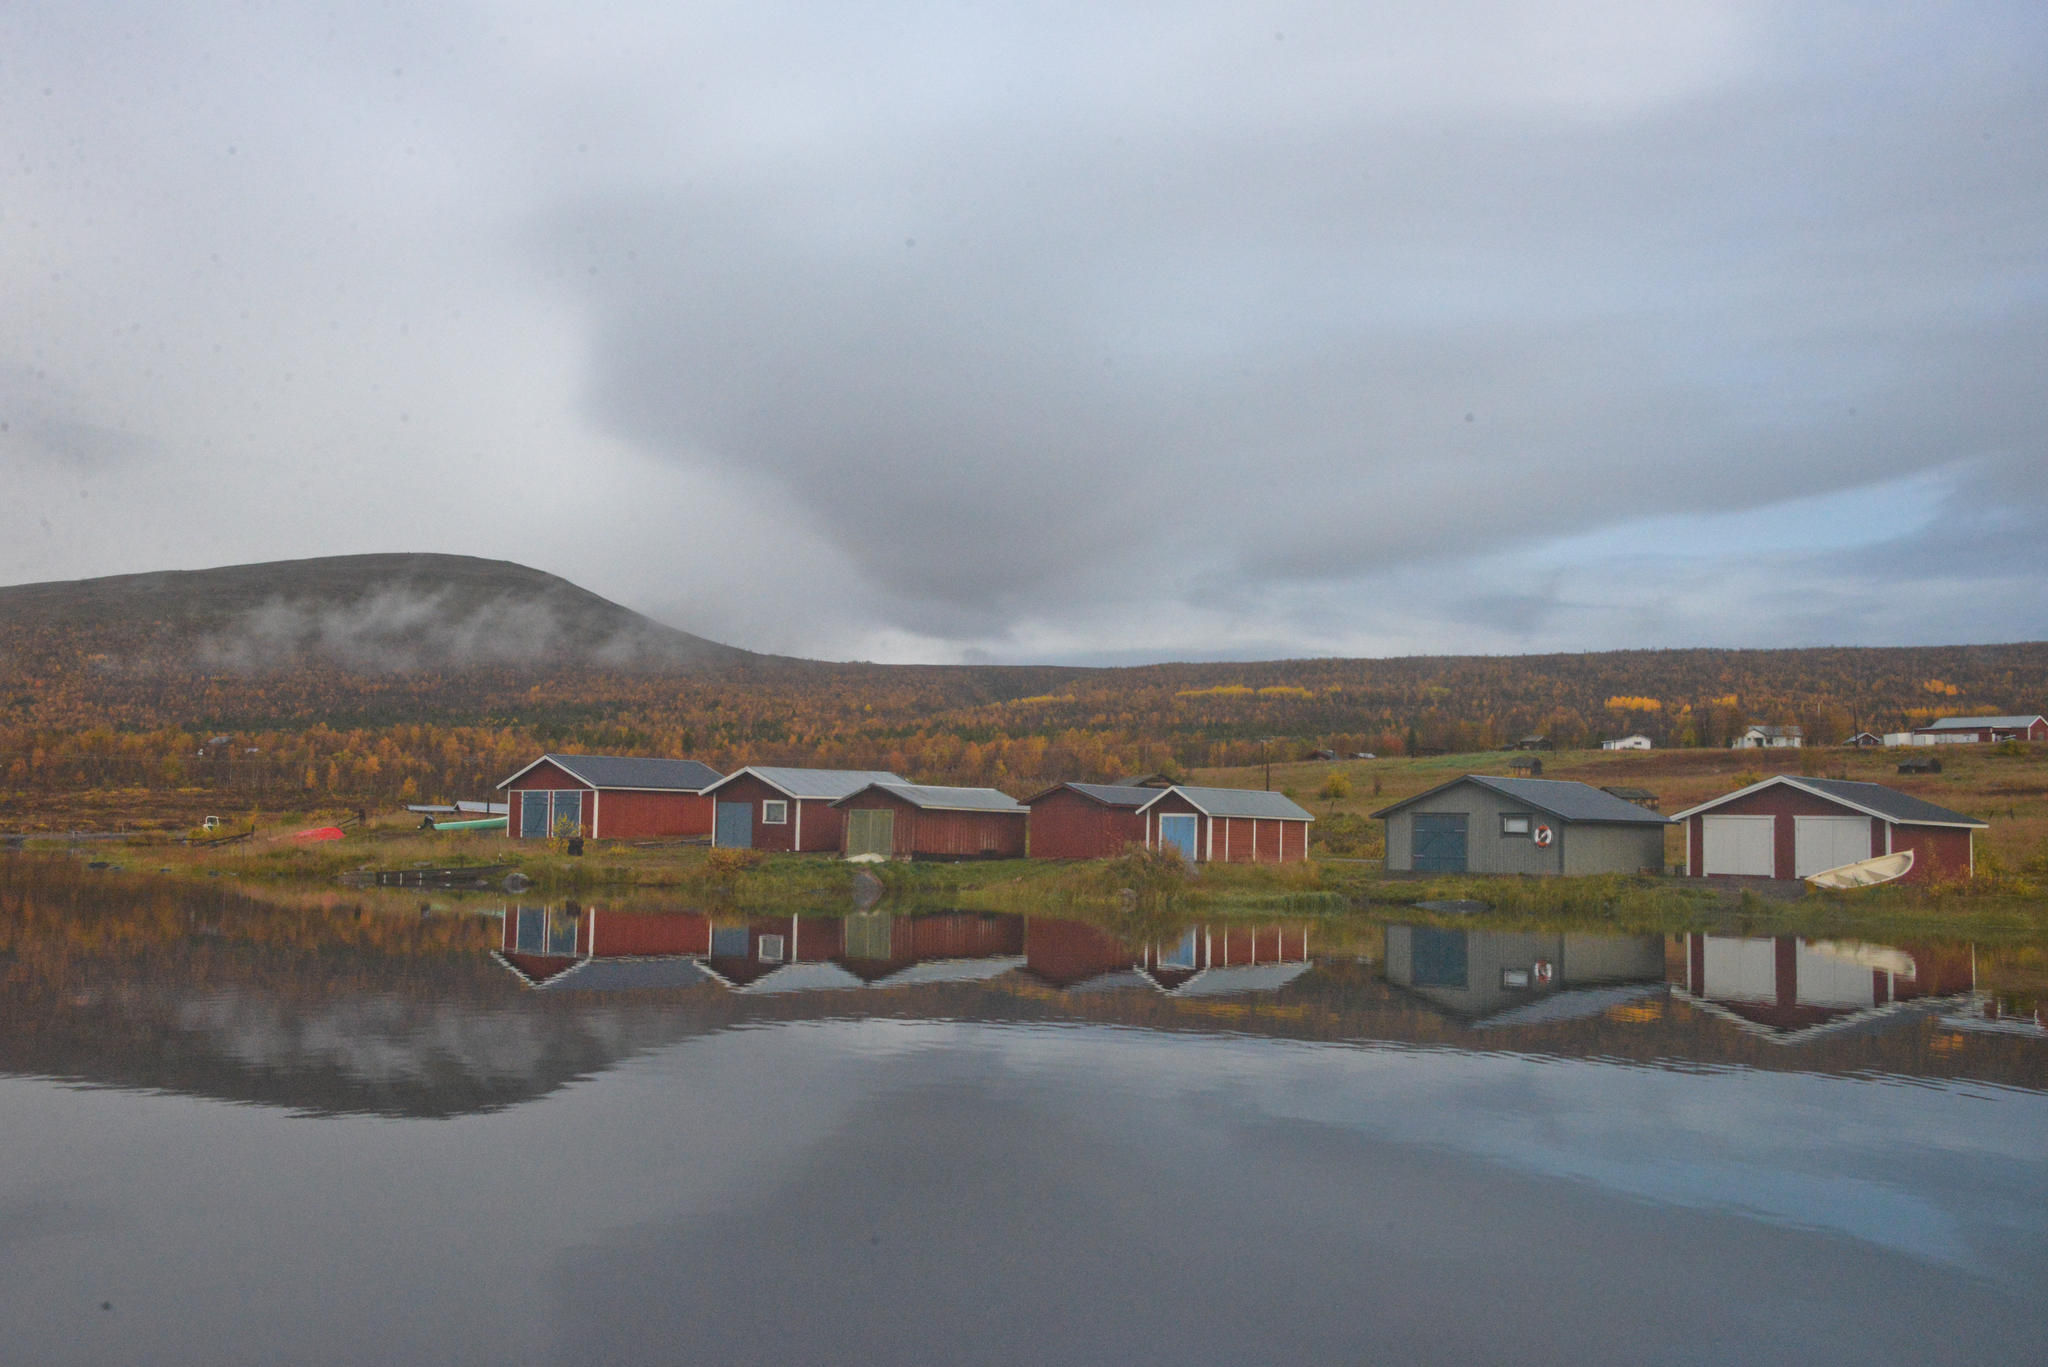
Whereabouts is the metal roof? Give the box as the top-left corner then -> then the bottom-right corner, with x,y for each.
707,767 -> 906,800
498,753 -> 724,792
866,956 -> 1028,988
1152,962 -> 1314,997
1917,714 -> 2045,731
1373,775 -> 1671,825
725,961 -> 868,995
1672,775 -> 1986,828
834,782 -> 1026,813
1155,786 -> 1316,821
1026,782 -> 1163,808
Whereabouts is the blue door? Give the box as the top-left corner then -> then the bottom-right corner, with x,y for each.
1159,813 -> 1200,863
715,802 -> 754,849
1412,813 -> 1468,872
519,792 -> 549,839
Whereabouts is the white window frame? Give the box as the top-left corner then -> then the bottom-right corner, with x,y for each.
1500,813 -> 1532,838
761,800 -> 789,825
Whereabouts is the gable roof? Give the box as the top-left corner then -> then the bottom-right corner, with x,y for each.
496,753 -> 724,792
1671,775 -> 1986,828
703,766 -> 906,801
1372,775 -> 1671,825
1145,785 -> 1315,822
1741,724 -> 1804,736
832,782 -> 1026,814
1915,714 -> 2046,731
1024,781 -> 1174,809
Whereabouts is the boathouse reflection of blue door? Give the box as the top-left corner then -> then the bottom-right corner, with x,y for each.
1412,813 -> 1468,873
1159,814 -> 1200,862
715,802 -> 754,849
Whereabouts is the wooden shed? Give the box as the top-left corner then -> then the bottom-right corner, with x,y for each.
702,767 -> 905,852
498,754 -> 724,843
1373,775 -> 1670,876
1021,782 -> 1157,859
831,783 -> 1028,860
1673,776 -> 1986,883
1023,783 -> 1314,863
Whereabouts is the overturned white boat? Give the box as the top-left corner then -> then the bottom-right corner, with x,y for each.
1805,849 -> 1914,889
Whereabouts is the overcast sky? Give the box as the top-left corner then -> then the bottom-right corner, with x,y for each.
4,2 -> 2044,663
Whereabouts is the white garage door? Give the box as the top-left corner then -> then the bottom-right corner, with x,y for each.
1702,815 -> 1775,875
1794,815 -> 1873,878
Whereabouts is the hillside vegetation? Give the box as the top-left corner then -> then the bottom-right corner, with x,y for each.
1,555 -> 2042,814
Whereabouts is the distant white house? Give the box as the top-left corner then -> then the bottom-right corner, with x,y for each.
1602,734 -> 1653,751
1731,724 -> 1803,750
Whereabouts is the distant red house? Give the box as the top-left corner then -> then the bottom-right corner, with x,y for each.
702,767 -> 906,852
498,754 -> 724,842
1022,783 -> 1314,863
831,783 -> 1027,859
1909,714 -> 2048,744
1672,776 -> 1986,883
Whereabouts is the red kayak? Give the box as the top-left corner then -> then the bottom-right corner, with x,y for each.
293,826 -> 345,842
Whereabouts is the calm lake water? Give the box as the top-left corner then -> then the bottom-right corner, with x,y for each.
3,862 -> 2045,1365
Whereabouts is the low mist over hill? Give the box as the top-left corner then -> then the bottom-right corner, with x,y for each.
0,554 -> 759,673
1,555 -> 2043,800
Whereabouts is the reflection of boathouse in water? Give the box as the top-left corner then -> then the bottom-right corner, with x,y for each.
1382,925 -> 1667,1025
1672,934 -> 1977,1042
1020,917 -> 1311,996
493,905 -> 1026,994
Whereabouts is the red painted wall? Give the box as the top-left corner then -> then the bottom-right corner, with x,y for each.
838,790 -> 1027,858
587,910 -> 712,957
593,789 -> 714,840
1685,784 -> 1974,882
1025,917 -> 1135,987
506,760 -> 589,842
710,773 -> 823,852
1025,788 -> 1148,859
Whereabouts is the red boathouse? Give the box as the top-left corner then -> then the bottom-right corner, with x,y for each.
832,783 -> 1028,860
498,754 -> 724,842
702,767 -> 906,852
1023,782 -> 1314,863
1672,775 -> 1986,883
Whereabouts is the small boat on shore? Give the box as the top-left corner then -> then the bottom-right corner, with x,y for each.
1806,849 -> 1914,889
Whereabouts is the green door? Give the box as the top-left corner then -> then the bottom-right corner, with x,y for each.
1412,813 -> 1468,873
846,808 -> 895,859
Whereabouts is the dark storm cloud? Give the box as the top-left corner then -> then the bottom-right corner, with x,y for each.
542,1 -> 2048,645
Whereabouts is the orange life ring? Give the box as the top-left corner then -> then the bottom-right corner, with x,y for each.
1533,824 -> 1554,848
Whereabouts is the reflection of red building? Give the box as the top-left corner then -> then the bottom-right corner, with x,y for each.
1675,934 -> 1976,1040
1024,918 -> 1314,995
1138,924 -> 1312,995
1023,918 -> 1145,990
497,908 -> 1035,994
497,906 -> 715,989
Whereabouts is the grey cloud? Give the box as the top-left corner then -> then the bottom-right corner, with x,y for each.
543,3 -> 2048,642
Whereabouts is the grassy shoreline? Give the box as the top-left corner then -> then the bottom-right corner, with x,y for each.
14,818 -> 2046,945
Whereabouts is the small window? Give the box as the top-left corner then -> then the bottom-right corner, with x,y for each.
761,800 -> 789,825
1501,813 -> 1532,837
757,934 -> 787,963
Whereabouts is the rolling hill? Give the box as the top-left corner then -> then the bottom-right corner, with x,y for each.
0,553 -> 762,673
1,555 -> 2043,806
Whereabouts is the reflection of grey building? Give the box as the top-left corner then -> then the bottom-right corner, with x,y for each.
1383,925 -> 1667,1023
1373,776 -> 1671,875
